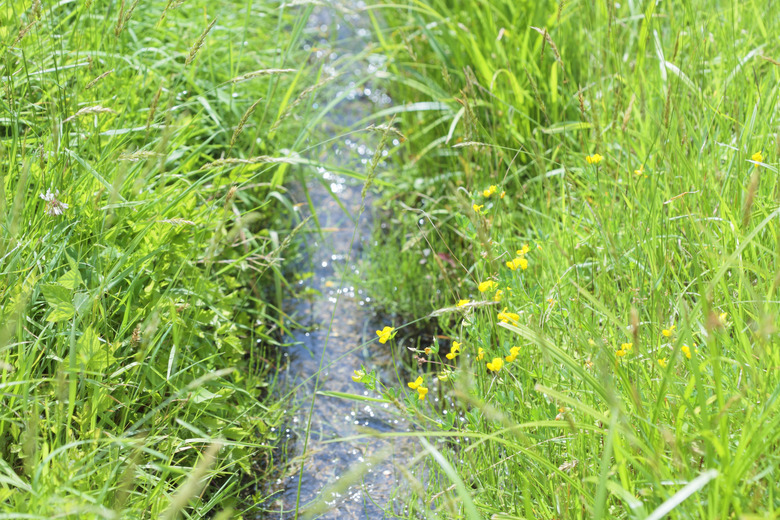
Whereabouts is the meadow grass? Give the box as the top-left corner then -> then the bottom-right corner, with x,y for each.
356,0 -> 780,517
0,0 -> 337,516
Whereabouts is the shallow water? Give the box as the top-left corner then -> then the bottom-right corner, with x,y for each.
259,2 -> 415,518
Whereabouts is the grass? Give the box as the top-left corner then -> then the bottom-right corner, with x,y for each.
5,0 -> 780,517
0,0 -> 342,516
351,0 -> 780,517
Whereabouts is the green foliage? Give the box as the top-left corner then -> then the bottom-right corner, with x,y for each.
0,0 -> 322,516
365,0 -> 780,517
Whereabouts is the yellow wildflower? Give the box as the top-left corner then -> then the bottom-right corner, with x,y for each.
634,165 -> 645,176
486,357 -> 504,373
585,153 -> 603,165
616,343 -> 632,358
473,203 -> 484,213
505,346 -> 520,363
476,347 -> 485,361
661,325 -> 675,337
517,244 -> 530,255
351,369 -> 365,382
719,312 -> 729,326
446,341 -> 461,360
424,347 -> 432,356
417,386 -> 428,400
407,376 -> 423,390
658,357 -> 668,368
751,151 -> 763,167
494,289 -> 503,302
506,256 -> 528,271
499,191 -> 506,199
456,299 -> 471,307
497,308 -> 520,324
547,298 -> 556,307
681,345 -> 691,359
478,280 -> 498,292
482,185 -> 497,197
376,326 -> 394,344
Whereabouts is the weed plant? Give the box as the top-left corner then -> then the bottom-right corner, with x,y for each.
356,0 -> 780,517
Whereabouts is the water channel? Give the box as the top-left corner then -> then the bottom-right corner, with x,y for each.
260,2 -> 416,518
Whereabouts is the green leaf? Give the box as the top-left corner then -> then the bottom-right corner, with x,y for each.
74,292 -> 91,316
191,387 -> 222,404
78,326 -> 114,370
58,269 -> 82,290
41,283 -> 71,307
47,302 -> 75,322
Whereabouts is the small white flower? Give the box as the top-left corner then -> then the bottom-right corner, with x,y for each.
40,189 -> 69,216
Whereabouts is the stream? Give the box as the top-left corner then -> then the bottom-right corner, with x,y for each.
260,2 -> 414,518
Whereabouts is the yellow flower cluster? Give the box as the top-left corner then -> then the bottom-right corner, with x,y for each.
616,342 -> 632,358
585,153 -> 603,165
486,357 -> 504,372
506,244 -> 530,271
446,341 -> 461,360
506,256 -> 528,271
408,376 -> 428,400
476,347 -> 485,361
478,280 -> 497,292
751,150 -> 763,167
376,326 -> 394,344
482,185 -> 497,197
456,299 -> 471,307
505,346 -> 520,363
497,308 -> 519,324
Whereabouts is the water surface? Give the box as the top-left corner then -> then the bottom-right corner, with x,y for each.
261,2 -> 415,518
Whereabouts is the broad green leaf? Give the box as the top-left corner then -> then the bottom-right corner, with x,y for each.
58,269 -> 82,290
74,292 -> 91,316
78,326 -> 114,370
46,302 -> 75,322
41,283 -> 71,307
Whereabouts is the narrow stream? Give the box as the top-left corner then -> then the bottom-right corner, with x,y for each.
261,2 -> 413,518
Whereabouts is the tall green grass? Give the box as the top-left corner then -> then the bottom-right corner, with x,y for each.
359,0 -> 780,517
0,0 -> 329,516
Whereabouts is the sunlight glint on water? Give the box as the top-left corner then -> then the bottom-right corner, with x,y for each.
260,2 -> 413,519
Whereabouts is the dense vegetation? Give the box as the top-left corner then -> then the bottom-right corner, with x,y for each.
357,0 -> 780,517
0,1 -> 325,516
3,0 -> 780,518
